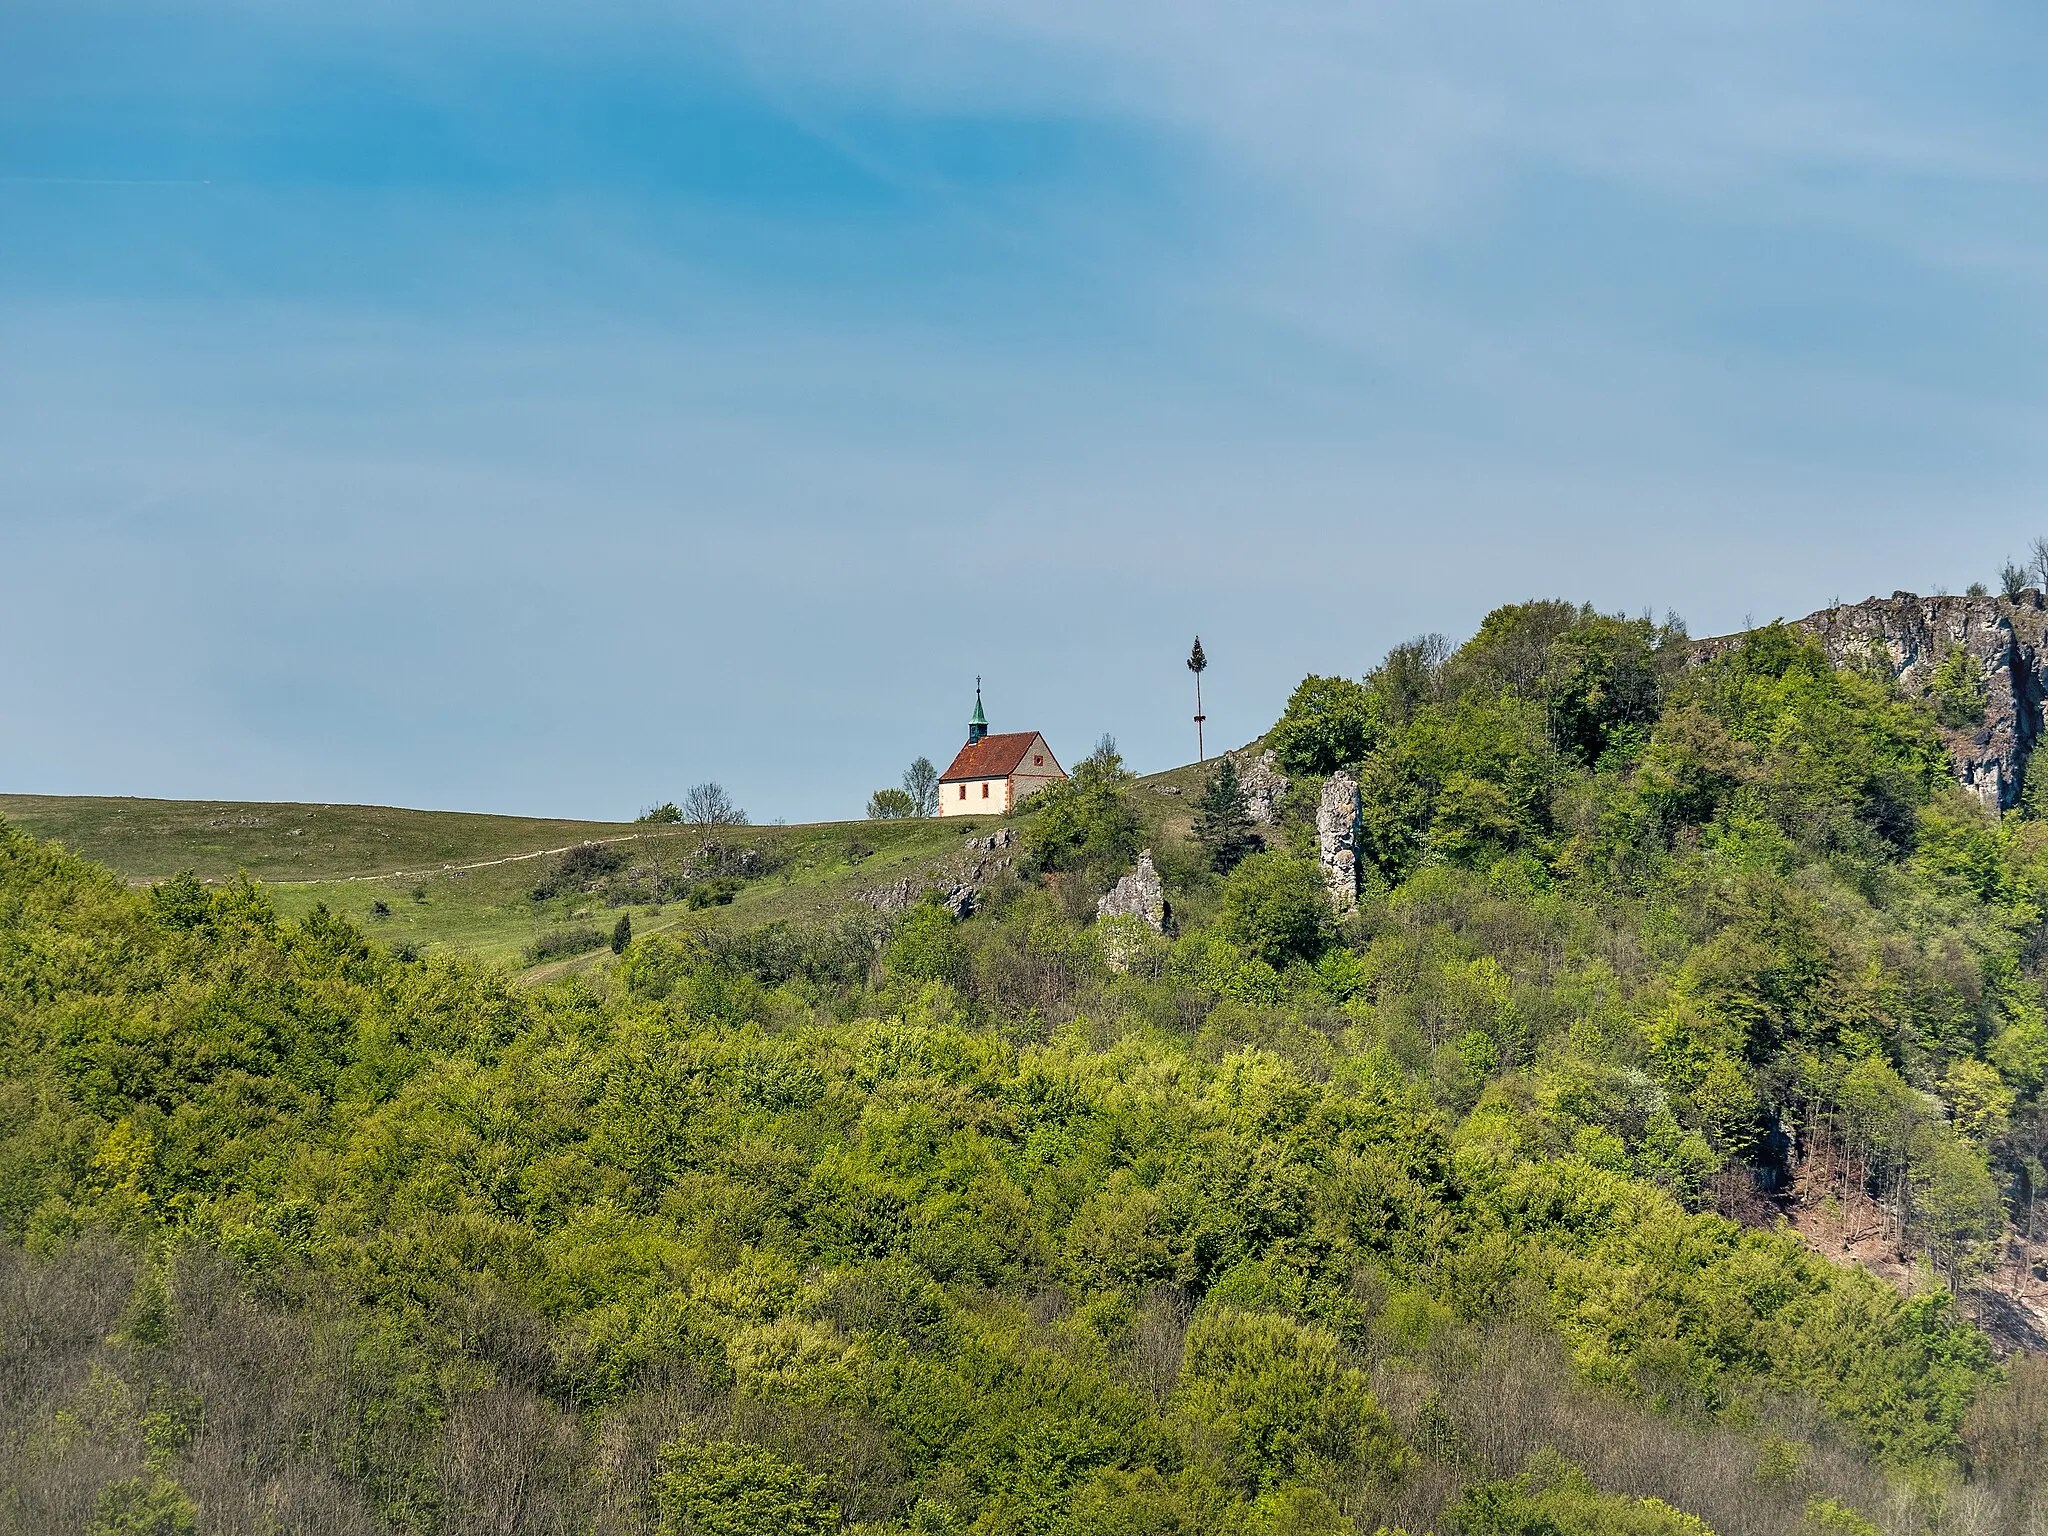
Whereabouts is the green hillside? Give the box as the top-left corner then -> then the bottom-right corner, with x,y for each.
7,601 -> 2048,1534
0,766 -> 1213,976
0,794 -> 644,883
0,794 -> 977,972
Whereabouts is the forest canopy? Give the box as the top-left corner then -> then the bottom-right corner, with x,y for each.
4,602 -> 2048,1535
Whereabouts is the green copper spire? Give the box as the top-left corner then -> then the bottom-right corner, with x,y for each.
968,678 -> 988,743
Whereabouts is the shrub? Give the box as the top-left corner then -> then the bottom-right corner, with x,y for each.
532,842 -> 629,900
652,1439 -> 836,1536
149,871 -> 212,929
1929,646 -> 1989,729
90,1474 -> 200,1536
639,802 -> 684,824
1449,1455 -> 1713,1536
524,927 -> 606,963
1219,853 -> 1331,967
611,913 -> 633,954
884,902 -> 964,987
1028,737 -> 1140,880
867,788 -> 916,820
1172,1309 -> 1402,1493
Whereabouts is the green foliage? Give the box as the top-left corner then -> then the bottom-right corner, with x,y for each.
869,787 -> 918,819
526,925 -> 606,963
147,873 -> 211,930
1639,624 -> 1945,852
90,1475 -> 199,1536
1452,601 -> 1585,696
1450,1456 -> 1714,1536
531,840 -> 629,900
904,755 -> 942,818
1537,612 -> 1669,767
1194,758 -> 1259,874
1369,634 -> 1451,725
1027,738 -> 1141,881
1930,646 -> 1990,730
15,589 -> 2048,1531
1267,676 -> 1379,776
611,911 -> 633,954
1218,854 -> 1331,967
639,801 -> 685,824
1357,692 -> 1559,880
2020,741 -> 2048,821
1910,1127 -> 2005,1291
1173,1309 -> 1402,1493
884,901 -> 965,987
654,1439 -> 837,1536
1802,1498 -> 1885,1536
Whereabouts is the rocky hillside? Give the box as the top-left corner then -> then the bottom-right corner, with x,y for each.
1700,589 -> 2048,810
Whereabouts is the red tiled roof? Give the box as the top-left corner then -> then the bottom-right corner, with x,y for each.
939,732 -> 1047,783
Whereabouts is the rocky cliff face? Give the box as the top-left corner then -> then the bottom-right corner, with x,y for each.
1697,590 -> 2048,810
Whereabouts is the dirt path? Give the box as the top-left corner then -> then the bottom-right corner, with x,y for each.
271,831 -> 673,887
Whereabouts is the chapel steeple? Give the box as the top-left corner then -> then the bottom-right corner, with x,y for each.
968,678 -> 988,744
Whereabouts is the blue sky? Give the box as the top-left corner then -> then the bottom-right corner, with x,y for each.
4,0 -> 2045,822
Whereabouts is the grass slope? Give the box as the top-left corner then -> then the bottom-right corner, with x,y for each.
0,751 -> 1234,972
0,792 -> 1014,971
0,794 -> 642,883
265,816 -> 974,971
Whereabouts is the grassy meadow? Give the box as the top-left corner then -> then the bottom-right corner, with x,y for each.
0,791 -> 1065,973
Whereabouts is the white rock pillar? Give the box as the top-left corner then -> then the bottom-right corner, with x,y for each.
1097,850 -> 1168,932
1317,772 -> 1361,912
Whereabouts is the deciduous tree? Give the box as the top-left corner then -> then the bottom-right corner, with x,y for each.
902,756 -> 941,817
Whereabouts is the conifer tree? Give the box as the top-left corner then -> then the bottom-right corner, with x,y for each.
1193,755 -> 1258,873
611,912 -> 633,954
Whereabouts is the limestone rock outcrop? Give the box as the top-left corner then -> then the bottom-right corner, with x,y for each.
1697,590 -> 2048,811
1097,850 -> 1169,932
1236,749 -> 1288,826
862,832 -> 1015,918
1317,772 -> 1361,912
